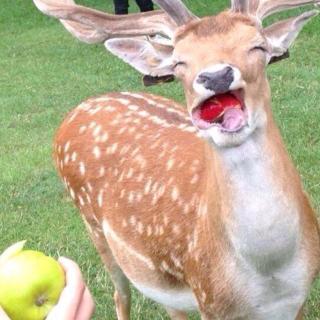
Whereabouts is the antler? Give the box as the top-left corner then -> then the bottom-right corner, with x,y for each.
33,0 -> 178,42
232,0 -> 320,20
33,0 -> 198,43
153,0 -> 198,25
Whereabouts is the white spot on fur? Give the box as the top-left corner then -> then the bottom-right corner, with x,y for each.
172,225 -> 181,235
128,191 -> 135,203
147,225 -> 152,236
135,154 -> 147,169
69,188 -> 75,200
71,151 -> 77,162
160,261 -> 183,280
137,222 -> 144,234
183,204 -> 190,215
136,192 -> 143,202
144,179 -> 152,194
171,186 -> 180,201
126,168 -> 134,179
128,104 -> 139,111
128,127 -> 137,134
79,125 -> 87,134
101,132 -> 109,142
64,141 -> 71,153
64,153 -> 70,165
136,173 -> 144,182
117,98 -> 130,105
191,174 -> 200,184
93,146 -> 101,159
166,158 -> 175,171
86,182 -> 93,193
89,121 -> 97,129
138,110 -> 150,118
93,125 -> 102,137
78,195 -> 85,206
99,166 -> 105,177
120,144 -> 131,155
118,127 -> 127,135
106,143 -> 118,155
79,162 -> 86,176
170,253 -> 183,269
97,190 -> 104,208
129,215 -> 136,226
86,193 -> 92,204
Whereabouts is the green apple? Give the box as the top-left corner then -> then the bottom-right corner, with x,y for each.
0,241 -> 65,320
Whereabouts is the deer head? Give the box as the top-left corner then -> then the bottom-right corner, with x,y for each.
33,0 -> 319,148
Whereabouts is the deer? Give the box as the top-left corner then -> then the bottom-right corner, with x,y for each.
33,0 -> 320,319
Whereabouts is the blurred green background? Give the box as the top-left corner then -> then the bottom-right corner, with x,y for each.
0,0 -> 319,318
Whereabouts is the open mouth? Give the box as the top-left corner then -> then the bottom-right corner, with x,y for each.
191,90 -> 247,132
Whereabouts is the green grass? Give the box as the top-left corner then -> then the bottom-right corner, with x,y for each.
0,0 -> 319,319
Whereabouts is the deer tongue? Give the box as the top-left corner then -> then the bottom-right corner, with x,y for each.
192,92 -> 246,131
221,108 -> 246,131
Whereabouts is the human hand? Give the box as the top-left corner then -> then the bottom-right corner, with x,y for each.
47,257 -> 95,320
0,257 -> 94,320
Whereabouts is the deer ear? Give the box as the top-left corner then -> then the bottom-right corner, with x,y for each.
264,10 -> 318,61
105,37 -> 174,76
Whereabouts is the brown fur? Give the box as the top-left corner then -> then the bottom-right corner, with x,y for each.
175,12 -> 256,42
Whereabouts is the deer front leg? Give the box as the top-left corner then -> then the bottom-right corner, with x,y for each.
296,307 -> 304,320
165,307 -> 188,320
82,215 -> 131,320
93,233 -> 131,320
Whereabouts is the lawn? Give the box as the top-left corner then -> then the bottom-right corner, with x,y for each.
0,0 -> 319,319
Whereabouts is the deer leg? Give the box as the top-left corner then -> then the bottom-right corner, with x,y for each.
83,216 -> 131,320
92,230 -> 131,320
296,307 -> 304,320
165,307 -> 188,320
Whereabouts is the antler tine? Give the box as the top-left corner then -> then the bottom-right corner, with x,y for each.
33,0 -> 177,42
231,0 -> 249,14
232,0 -> 320,20
153,0 -> 198,26
255,0 -> 320,20
231,0 -> 320,21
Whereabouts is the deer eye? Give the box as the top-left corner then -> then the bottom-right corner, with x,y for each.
250,45 -> 268,53
173,61 -> 187,69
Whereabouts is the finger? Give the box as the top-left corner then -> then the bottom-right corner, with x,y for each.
0,307 -> 10,320
75,287 -> 95,320
47,257 -> 86,320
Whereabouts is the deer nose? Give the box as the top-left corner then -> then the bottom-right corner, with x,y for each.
196,66 -> 234,94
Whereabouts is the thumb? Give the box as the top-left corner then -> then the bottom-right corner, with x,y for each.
0,307 -> 10,320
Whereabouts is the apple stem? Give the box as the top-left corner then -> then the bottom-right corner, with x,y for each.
36,294 -> 48,307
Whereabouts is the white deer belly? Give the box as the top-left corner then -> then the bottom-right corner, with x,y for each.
131,281 -> 198,311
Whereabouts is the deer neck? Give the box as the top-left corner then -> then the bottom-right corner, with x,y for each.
203,104 -> 303,273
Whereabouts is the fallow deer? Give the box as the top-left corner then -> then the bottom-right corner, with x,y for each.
33,0 -> 320,319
